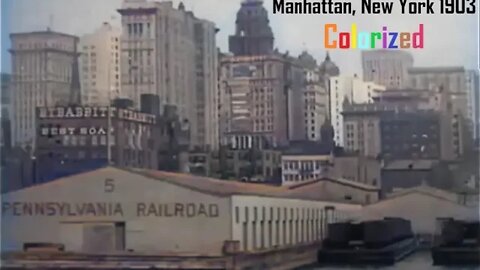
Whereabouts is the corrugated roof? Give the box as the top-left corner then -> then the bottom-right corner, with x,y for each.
130,168 -> 376,204
131,168 -> 288,197
6,167 -> 369,204
287,178 -> 379,192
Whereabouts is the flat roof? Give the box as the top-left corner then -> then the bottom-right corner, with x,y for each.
383,160 -> 438,170
408,66 -> 465,74
10,30 -> 79,40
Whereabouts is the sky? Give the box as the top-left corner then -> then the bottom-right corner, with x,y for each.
1,0 -> 479,75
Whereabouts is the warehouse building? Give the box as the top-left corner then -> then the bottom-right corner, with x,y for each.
362,185 -> 479,236
1,167 -> 362,255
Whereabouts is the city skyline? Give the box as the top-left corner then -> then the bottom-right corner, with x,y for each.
1,0 -> 479,75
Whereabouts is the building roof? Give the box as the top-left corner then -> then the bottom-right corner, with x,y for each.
10,167 -> 369,205
287,178 -> 379,192
10,30 -> 79,40
408,66 -> 465,74
132,168 -> 376,204
132,168 -> 288,197
382,160 -> 438,171
280,141 -> 332,156
382,185 -> 465,205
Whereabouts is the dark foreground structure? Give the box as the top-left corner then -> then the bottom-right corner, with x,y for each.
317,218 -> 418,265
431,218 -> 480,266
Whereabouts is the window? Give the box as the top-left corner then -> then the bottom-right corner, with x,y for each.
235,207 -> 239,224
92,136 -> 98,146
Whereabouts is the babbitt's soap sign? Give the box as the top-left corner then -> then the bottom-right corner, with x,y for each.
2,202 -> 220,218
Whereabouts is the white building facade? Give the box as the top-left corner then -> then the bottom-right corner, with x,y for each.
329,76 -> 385,146
466,70 -> 479,140
79,22 -> 122,106
10,31 -> 79,147
281,154 -> 330,185
2,167 -> 361,254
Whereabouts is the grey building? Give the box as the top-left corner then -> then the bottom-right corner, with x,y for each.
362,50 -> 413,89
1,73 -> 11,120
380,111 -> 441,160
118,0 -> 218,150
408,67 -> 469,122
34,105 -> 158,185
220,0 -> 312,147
220,54 -> 299,148
343,88 -> 468,161
1,73 -> 11,148
9,30 -> 80,147
228,0 -> 274,56
466,70 -> 480,144
380,160 -> 454,197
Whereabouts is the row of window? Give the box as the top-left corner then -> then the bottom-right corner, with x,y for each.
283,174 -> 321,182
235,206 -> 339,251
283,160 -> 326,171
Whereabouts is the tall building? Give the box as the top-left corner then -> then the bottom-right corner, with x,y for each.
1,73 -> 11,120
362,50 -> 413,89
408,67 -> 469,117
318,53 -> 340,120
118,0 -> 218,150
79,22 -> 122,106
329,75 -> 386,146
9,30 -> 79,147
298,52 -> 328,141
466,70 -> 480,142
228,0 -> 274,56
193,20 -> 219,150
343,88 -> 467,161
220,0 -> 308,148
1,73 -> 12,148
408,66 -> 473,153
219,55 -> 290,148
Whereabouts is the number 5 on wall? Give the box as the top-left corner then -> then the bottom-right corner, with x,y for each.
105,179 -> 115,193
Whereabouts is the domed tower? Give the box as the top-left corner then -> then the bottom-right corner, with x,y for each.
298,51 -> 317,69
229,0 -> 274,56
319,52 -> 340,78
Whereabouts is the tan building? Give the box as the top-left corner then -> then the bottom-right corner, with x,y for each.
79,22 -> 122,106
342,106 -> 382,158
9,30 -> 79,147
329,155 -> 381,187
286,178 -> 380,205
362,50 -> 414,89
184,148 -> 281,183
408,67 -> 469,119
281,154 -> 331,185
329,75 -> 385,147
363,186 -> 479,236
2,167 -> 363,255
219,55 -> 293,147
118,0 -> 218,149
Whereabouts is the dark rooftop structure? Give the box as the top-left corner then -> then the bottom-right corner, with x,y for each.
280,141 -> 332,156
